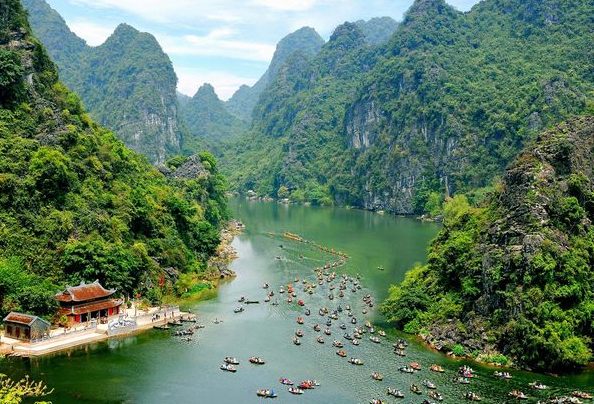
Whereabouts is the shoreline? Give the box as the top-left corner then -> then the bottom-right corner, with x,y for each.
0,220 -> 244,359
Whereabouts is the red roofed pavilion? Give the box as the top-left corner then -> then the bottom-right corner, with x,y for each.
56,280 -> 123,324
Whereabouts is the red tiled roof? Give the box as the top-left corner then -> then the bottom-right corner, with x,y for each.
3,312 -> 50,326
59,299 -> 123,316
56,281 -> 116,302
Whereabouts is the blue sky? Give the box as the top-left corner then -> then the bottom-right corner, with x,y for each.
46,0 -> 480,100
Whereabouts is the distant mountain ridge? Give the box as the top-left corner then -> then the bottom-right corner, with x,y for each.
222,0 -> 594,213
226,26 -> 325,122
22,0 -> 182,164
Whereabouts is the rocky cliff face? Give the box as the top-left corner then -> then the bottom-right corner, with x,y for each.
22,0 -> 182,164
383,117 -> 594,370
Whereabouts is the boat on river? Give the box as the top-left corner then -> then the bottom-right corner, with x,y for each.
317,336 -> 325,344
430,364 -> 445,373
153,324 -> 170,330
429,391 -> 444,401
465,392 -> 481,401
304,308 -> 311,316
333,340 -> 343,348
369,400 -> 385,404
295,329 -> 304,337
399,366 -> 415,374
324,328 -> 331,335
288,387 -> 303,395
279,377 -> 293,385
529,381 -> 548,390
234,307 -> 244,313
572,391 -> 593,400
249,357 -> 265,365
410,362 -> 421,371
224,357 -> 239,365
220,364 -> 237,372
387,388 -> 404,398
371,372 -> 383,381
256,389 -> 277,398
336,349 -> 347,357
410,384 -> 422,395
494,371 -> 512,379
293,336 -> 301,345
352,339 -> 359,346
422,380 -> 437,389
509,390 -> 528,400
369,336 -> 380,343
348,357 -> 363,365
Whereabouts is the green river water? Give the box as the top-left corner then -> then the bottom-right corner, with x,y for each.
1,199 -> 592,403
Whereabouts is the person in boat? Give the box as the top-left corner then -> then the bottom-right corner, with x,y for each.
324,328 -> 331,335
430,364 -> 445,373
465,392 -> 481,401
225,357 -> 239,365
279,378 -> 293,385
288,387 -> 303,395
410,384 -> 422,394
371,372 -> 383,381
317,336 -> 324,343
387,388 -> 404,398
422,380 -> 436,389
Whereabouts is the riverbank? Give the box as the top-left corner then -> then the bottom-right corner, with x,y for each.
0,220 -> 244,359
0,305 -> 187,358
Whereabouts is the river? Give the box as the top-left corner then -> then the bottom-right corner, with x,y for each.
1,199 -> 592,403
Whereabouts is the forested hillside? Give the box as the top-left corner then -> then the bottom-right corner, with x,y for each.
382,117 -> 594,371
0,0 -> 227,319
223,0 -> 594,214
178,84 -> 247,155
22,0 -> 183,164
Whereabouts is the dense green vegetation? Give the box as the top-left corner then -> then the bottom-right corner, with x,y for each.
222,0 -> 594,214
382,118 -> 594,371
178,84 -> 247,156
0,0 -> 227,320
22,0 -> 183,164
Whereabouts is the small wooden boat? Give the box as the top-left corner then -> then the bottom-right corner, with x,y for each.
336,349 -> 347,357
410,384 -> 422,395
371,372 -> 383,381
351,317 -> 357,324
324,328 -> 331,335
410,362 -> 422,371
220,364 -> 237,372
297,300 -> 304,306
456,377 -> 471,385
369,400 -> 385,404
399,366 -> 415,374
494,371 -> 512,379
256,389 -> 277,398
394,349 -> 406,357
430,364 -> 445,373
317,336 -> 325,344
304,308 -> 311,316
234,307 -> 244,313
293,336 -> 301,345
344,333 -> 353,341
288,387 -> 303,395
224,357 -> 239,365
333,340 -> 343,348
422,380 -> 437,389
168,320 -> 183,326
387,387 -> 404,398
279,377 -> 293,385
429,390 -> 444,401
295,329 -> 304,337
238,296 -> 246,302
378,330 -> 386,337
249,356 -> 266,365
245,300 -> 260,304
296,317 -> 304,324
529,381 -> 548,390
348,357 -> 364,365
572,391 -> 593,400
369,336 -> 380,343
465,392 -> 481,401
508,390 -> 528,400
352,339 -> 360,345
339,323 -> 347,330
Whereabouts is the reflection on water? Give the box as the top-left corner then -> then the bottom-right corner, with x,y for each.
1,200 -> 591,403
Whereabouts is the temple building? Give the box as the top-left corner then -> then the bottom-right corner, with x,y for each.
3,312 -> 51,341
56,280 -> 123,323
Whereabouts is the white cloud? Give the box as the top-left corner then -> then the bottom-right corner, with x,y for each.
176,67 -> 258,100
250,0 -> 320,11
156,30 -> 275,62
67,19 -> 117,46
